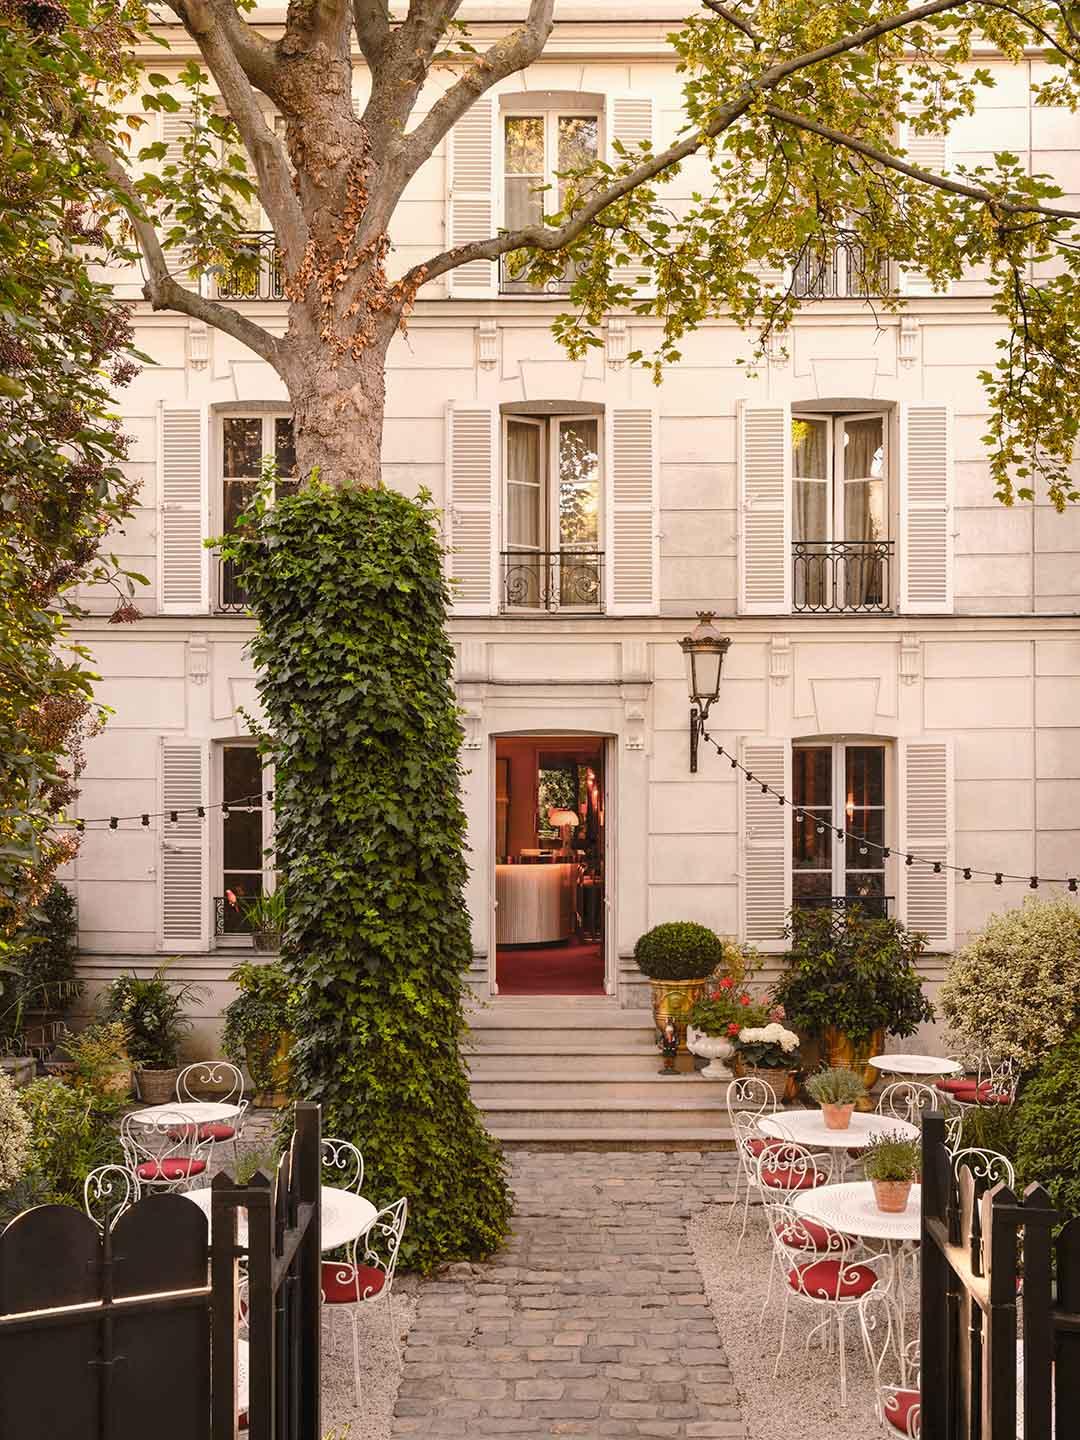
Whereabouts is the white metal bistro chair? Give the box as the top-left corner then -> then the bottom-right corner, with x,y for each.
175,1061 -> 249,1165
951,1146 -> 1015,1193
726,1076 -> 778,1247
858,1287 -> 921,1436
120,1109 -> 214,1194
83,1164 -> 141,1231
321,1136 -> 365,1196
876,1080 -> 941,1128
754,1138 -> 837,1318
320,1197 -> 408,1407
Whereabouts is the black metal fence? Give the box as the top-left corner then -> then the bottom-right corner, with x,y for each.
792,539 -> 893,612
792,242 -> 893,298
793,894 -> 893,919
0,1102 -> 322,1440
920,1112 -> 1080,1439
214,233 -> 285,301
501,549 -> 604,612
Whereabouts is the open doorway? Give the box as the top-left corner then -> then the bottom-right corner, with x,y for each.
494,736 -> 606,995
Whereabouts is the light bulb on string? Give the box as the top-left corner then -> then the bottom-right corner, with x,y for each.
963,868 -> 972,880
1030,876 -> 1039,889
197,806 -> 205,819
1070,879 -> 1078,894
169,810 -> 178,826
994,873 -> 1003,885
932,862 -> 942,874
905,854 -> 914,867
109,817 -> 118,830
760,783 -> 768,794
141,814 -> 150,827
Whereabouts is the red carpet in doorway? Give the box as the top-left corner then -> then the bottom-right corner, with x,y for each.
496,939 -> 606,995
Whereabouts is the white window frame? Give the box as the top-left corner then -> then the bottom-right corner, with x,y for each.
792,739 -> 893,912
213,409 -> 295,610
213,740 -> 275,949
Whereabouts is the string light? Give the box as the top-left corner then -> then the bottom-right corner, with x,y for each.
1070,879 -> 1078,893
169,810 -> 178,825
59,791 -> 264,832
109,817 -> 117,830
995,874 -> 1003,885
1030,876 -> 1039,889
963,868 -> 972,880
141,814 -> 150,827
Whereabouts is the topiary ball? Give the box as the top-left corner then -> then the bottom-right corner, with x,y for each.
633,922 -> 725,980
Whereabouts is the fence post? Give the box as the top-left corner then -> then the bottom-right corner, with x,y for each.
1057,1218 -> 1080,1439
983,1185 -> 1018,1440
1020,1184 -> 1055,1440
294,1103 -> 322,1440
920,1113 -> 950,1440
246,1171 -> 275,1440
211,1172 -> 240,1440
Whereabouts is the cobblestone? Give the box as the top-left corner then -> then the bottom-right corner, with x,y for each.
394,1150 -> 745,1439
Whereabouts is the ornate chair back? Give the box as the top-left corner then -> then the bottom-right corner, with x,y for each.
876,1080 -> 940,1127
952,1146 -> 1015,1194
858,1288 -> 921,1435
119,1109 -> 214,1191
177,1060 -> 245,1108
321,1137 -> 365,1195
754,1138 -> 828,1206
83,1164 -> 140,1231
725,1075 -> 777,1125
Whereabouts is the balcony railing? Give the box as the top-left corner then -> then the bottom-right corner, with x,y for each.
213,231 -> 285,301
218,557 -> 249,613
792,539 -> 893,613
795,894 -> 894,919
501,549 -> 604,612
792,244 -> 892,299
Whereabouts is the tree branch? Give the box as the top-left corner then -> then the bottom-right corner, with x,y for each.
701,0 -> 762,45
764,103 -> 1080,220
352,0 -> 393,66
168,0 -> 279,95
94,140 -> 284,369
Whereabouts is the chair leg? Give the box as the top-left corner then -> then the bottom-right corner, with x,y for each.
727,1162 -> 743,1220
773,1291 -> 790,1378
759,1246 -> 776,1324
737,1178 -> 754,1252
837,1309 -> 848,1407
348,1307 -> 363,1408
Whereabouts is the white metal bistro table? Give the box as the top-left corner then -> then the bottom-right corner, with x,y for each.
794,1180 -> 921,1381
129,1100 -> 243,1127
868,1053 -> 961,1078
184,1184 -> 377,1252
761,1109 -> 919,1152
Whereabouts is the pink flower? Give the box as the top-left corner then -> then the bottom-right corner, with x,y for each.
720,977 -> 734,990
225,889 -> 238,908
727,1022 -> 740,1037
739,994 -> 751,1006
769,1005 -> 786,1022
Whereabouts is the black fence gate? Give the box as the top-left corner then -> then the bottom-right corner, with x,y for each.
0,1101 -> 322,1440
920,1111 -> 1080,1440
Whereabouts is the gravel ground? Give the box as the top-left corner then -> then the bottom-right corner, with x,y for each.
321,1279 -> 419,1440
689,1196 -> 899,1440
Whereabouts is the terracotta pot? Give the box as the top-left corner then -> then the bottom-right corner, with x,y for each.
741,1066 -> 791,1105
821,1102 -> 855,1130
649,978 -> 708,1056
823,1026 -> 886,1109
872,1178 -> 913,1214
137,1066 -> 180,1105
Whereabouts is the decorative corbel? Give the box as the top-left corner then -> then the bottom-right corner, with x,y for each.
899,634 -> 922,685
898,315 -> 919,369
605,317 -> 629,371
187,320 -> 209,370
477,319 -> 498,371
188,633 -> 209,686
769,635 -> 791,686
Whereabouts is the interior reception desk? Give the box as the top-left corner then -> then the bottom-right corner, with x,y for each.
496,863 -> 577,945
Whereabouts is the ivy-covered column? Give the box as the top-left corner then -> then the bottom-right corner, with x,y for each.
221,483 -> 510,1270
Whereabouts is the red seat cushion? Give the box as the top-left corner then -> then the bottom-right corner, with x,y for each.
320,1262 -> 385,1304
198,1123 -> 237,1142
773,1218 -> 843,1252
935,1078 -> 972,1095
746,1137 -> 785,1157
166,1125 -> 200,1141
939,1079 -> 1011,1105
761,1165 -> 826,1191
136,1157 -> 207,1181
884,1388 -> 921,1434
789,1258 -> 878,1300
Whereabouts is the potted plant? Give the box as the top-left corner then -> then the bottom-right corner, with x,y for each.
863,1132 -> 921,1213
633,922 -> 726,1063
732,1019 -> 801,1103
221,959 -> 294,1105
805,1064 -> 867,1129
686,975 -> 763,1079
101,965 -> 206,1104
226,887 -> 285,951
52,1021 -> 133,1098
772,906 -> 934,1097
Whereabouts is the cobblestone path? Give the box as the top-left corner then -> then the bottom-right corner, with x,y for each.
392,1149 -> 744,1439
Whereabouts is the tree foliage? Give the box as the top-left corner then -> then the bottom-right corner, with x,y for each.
217,483 -> 511,1271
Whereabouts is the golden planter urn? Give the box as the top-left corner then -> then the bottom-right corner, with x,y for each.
650,978 -> 708,1058
823,1025 -> 886,1108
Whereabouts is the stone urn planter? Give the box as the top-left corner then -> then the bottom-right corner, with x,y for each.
649,978 -> 708,1061
686,1027 -> 735,1079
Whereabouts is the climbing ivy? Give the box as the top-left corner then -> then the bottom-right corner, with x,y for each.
217,482 -> 510,1271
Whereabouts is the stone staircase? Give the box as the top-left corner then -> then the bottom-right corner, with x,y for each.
466,998 -> 734,1149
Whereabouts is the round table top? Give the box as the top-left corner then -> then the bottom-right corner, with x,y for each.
184,1184 -> 377,1251
760,1109 -> 920,1150
869,1053 -> 961,1077
129,1100 -> 243,1126
793,1180 -> 922,1241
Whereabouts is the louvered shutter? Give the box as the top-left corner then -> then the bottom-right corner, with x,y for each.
740,740 -> 792,951
899,740 -> 952,951
605,408 -> 658,615
738,400 -> 791,614
447,99 -> 496,297
898,124 -> 951,296
160,741 -> 209,951
606,95 -> 657,299
446,404 -> 496,614
159,406 -> 207,614
899,403 -> 952,614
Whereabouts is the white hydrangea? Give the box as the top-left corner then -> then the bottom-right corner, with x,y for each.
738,1023 -> 800,1053
0,1069 -> 31,1192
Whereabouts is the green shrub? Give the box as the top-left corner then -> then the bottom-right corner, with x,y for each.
633,922 -> 725,980
806,1065 -> 867,1106
957,1102 -> 1019,1161
100,964 -> 205,1069
222,959 -> 294,1092
0,1068 -> 31,1191
217,482 -> 510,1271
940,898 -> 1080,1069
772,906 -> 933,1044
863,1132 -> 920,1182
17,1077 -> 122,1206
1,883 -> 82,1041
1015,1030 -> 1080,1223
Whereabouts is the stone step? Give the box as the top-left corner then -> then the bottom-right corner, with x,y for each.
487,1125 -> 736,1151
477,1097 -> 731,1130
467,1008 -> 655,1052
470,1073 -> 726,1104
467,1045 -> 669,1076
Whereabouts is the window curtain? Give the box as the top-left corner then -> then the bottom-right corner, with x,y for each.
505,421 -> 543,606
842,418 -> 885,605
792,419 -> 828,607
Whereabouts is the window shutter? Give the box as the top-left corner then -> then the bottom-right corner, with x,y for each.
158,406 -> 207,614
160,741 -> 209,951
899,739 -> 953,951
446,98 -> 496,298
740,740 -> 792,951
899,403 -> 952,614
446,404 -> 497,615
898,124 -> 951,296
737,400 -> 791,614
605,408 -> 658,615
606,95 -> 657,299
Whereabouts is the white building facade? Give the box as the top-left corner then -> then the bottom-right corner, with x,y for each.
70,6 -> 1080,1053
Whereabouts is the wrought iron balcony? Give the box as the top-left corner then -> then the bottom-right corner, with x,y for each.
792,243 -> 893,299
217,557 -> 249,613
792,539 -> 893,613
213,231 -> 285,301
795,894 -> 894,919
214,895 -> 255,937
501,549 -> 604,612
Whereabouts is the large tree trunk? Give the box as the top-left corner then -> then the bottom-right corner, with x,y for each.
280,322 -> 393,489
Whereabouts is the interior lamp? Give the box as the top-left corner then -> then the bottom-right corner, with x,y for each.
548,807 -> 580,854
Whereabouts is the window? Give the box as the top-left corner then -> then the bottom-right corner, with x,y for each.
217,744 -> 271,939
502,110 -> 599,293
218,413 -> 299,609
791,240 -> 892,299
793,742 -> 889,916
792,412 -> 892,612
503,414 -> 602,611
